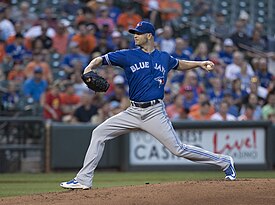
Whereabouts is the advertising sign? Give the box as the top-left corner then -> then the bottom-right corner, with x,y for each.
129,128 -> 266,165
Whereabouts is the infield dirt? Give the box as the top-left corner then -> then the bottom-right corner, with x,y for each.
1,179 -> 274,205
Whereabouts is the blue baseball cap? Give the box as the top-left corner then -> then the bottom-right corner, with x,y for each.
128,21 -> 155,36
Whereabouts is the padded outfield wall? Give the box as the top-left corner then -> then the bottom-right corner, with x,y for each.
48,121 -> 274,172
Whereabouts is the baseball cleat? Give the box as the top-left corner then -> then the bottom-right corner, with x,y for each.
224,156 -> 236,181
60,178 -> 91,190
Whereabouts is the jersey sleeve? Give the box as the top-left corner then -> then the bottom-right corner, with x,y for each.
102,49 -> 128,68
168,55 -> 179,71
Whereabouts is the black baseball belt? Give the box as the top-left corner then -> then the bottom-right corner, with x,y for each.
130,99 -> 161,108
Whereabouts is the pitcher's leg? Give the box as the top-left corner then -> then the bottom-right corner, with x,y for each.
75,109 -> 140,187
141,103 -> 231,170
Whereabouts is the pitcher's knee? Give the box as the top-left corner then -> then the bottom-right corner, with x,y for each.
170,145 -> 186,157
92,126 -> 105,139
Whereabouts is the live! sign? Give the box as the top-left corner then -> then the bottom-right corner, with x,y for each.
129,128 -> 266,165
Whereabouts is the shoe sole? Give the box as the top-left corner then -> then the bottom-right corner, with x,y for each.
60,183 -> 91,190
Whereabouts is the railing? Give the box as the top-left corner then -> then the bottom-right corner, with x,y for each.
0,117 -> 45,173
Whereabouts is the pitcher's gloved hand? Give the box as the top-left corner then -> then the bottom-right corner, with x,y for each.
81,71 -> 110,92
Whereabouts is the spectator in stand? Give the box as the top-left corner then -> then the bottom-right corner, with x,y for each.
96,5 -> 115,34
24,16 -> 56,40
75,7 -> 97,25
91,101 -> 111,124
105,0 -> 121,24
6,21 -> 32,50
267,52 -> 275,76
207,77 -> 224,110
39,8 -> 58,30
181,36 -> 193,58
93,36 -> 113,54
241,93 -> 262,120
189,100 -> 213,120
179,70 -> 202,98
52,21 -> 69,55
230,19 -> 250,50
140,0 -> 162,29
175,106 -> 190,120
189,92 -> 215,115
192,42 -> 209,77
24,51 -> 53,83
159,0 -> 182,22
0,7 -> 15,41
171,37 -> 191,60
5,33 -> 30,62
40,82 -> 62,121
60,82 -> 81,122
62,0 -> 82,16
7,60 -> 26,85
163,87 -> 173,107
247,76 -> 268,106
192,0 -> 212,17
236,61 -> 254,91
254,22 -> 268,45
262,91 -> 275,120
117,5 -> 142,31
105,75 -> 130,111
218,38 -> 234,65
182,85 -> 198,110
2,81 -> 20,111
23,67 -> 48,103
0,66 -> 5,82
238,10 -> 254,37
231,78 -> 248,109
33,21 -> 55,51
210,101 -> 236,121
61,42 -> 89,77
225,51 -> 254,82
267,112 -> 275,124
108,31 -> 122,50
0,39 -> 6,63
11,1 -> 38,32
72,92 -> 98,123
256,57 -> 273,89
193,42 -> 209,62
238,103 -> 255,121
210,12 -> 230,40
249,29 -> 267,52
71,22 -> 97,55
157,25 -> 175,54
166,94 -> 185,120
222,89 -> 240,118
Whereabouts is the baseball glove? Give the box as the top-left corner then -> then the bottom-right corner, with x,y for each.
81,70 -> 110,92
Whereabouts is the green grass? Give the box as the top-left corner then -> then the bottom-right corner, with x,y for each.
0,171 -> 275,198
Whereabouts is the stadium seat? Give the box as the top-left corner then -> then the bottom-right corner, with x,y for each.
31,0 -> 38,5
11,0 -> 18,5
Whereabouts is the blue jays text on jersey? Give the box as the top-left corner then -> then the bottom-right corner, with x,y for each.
102,48 -> 179,102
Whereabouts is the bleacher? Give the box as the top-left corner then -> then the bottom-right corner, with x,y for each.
1,0 -> 274,120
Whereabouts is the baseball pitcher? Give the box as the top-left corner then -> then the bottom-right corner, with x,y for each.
60,21 -> 236,190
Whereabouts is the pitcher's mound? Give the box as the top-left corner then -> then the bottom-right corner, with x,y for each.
1,179 -> 275,205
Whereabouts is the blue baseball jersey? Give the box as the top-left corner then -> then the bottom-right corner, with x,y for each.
102,48 -> 179,102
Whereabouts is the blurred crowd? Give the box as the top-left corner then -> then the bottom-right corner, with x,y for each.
0,0 -> 274,124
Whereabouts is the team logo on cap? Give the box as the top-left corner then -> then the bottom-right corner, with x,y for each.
136,22 -> 143,27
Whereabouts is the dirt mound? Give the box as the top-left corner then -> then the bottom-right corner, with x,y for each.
1,179 -> 275,205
